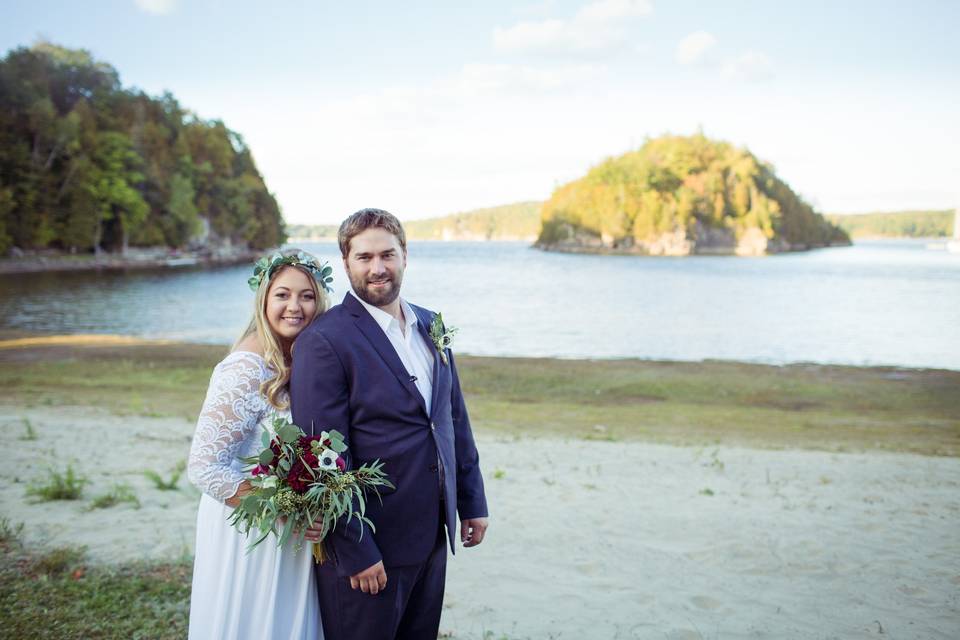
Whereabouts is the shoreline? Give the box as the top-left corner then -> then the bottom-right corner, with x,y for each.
1,330 -> 957,374
0,247 -> 263,275
2,333 -> 957,457
2,236 -> 945,275
533,239 -> 853,256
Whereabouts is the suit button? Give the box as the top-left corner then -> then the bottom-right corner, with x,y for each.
428,464 -> 438,472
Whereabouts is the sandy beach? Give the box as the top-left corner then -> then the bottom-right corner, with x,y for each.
2,404 -> 958,639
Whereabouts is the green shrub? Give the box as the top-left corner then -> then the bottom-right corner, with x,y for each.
88,483 -> 141,510
26,465 -> 88,501
33,545 -> 86,576
144,460 -> 186,491
19,417 -> 38,441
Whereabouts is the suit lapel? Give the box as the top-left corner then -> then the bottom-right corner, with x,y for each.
413,305 -> 443,416
345,293 -> 428,416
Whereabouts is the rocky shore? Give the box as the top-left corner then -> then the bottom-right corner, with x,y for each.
0,245 -> 264,275
536,223 -> 853,256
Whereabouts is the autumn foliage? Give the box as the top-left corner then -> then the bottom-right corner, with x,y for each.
537,134 -> 849,254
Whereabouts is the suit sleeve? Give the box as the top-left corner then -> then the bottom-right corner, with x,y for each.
448,350 -> 488,520
291,327 -> 383,577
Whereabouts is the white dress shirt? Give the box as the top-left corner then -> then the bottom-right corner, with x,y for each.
352,293 -> 435,416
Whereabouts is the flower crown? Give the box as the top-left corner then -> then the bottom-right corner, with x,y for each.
248,251 -> 334,294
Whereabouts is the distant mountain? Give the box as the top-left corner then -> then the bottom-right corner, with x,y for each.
286,223 -> 338,241
403,202 -> 541,241
535,134 -> 850,256
287,202 -> 542,244
825,210 -> 954,238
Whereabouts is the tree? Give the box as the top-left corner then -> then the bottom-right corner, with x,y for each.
0,42 -> 287,254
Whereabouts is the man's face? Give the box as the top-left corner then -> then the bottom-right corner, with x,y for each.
344,227 -> 406,308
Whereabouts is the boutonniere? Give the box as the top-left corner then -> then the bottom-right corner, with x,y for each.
428,313 -> 458,365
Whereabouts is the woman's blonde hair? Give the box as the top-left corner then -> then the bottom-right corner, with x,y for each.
233,248 -> 330,409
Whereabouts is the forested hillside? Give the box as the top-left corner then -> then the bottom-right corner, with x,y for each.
286,202 -> 541,243
826,210 -> 953,238
536,134 -> 850,256
403,202 -> 540,240
0,43 -> 284,255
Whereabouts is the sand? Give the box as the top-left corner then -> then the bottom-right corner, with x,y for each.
2,405 -> 958,639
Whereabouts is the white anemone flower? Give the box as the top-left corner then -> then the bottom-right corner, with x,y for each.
318,449 -> 339,470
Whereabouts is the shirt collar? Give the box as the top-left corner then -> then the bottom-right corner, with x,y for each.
351,291 -> 418,334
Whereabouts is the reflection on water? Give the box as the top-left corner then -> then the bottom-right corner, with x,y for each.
1,240 -> 958,370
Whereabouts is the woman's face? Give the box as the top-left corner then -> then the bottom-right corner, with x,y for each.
265,266 -> 318,342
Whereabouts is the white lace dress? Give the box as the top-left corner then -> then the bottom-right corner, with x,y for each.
187,351 -> 321,640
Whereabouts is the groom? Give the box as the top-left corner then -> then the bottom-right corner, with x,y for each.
291,208 -> 489,640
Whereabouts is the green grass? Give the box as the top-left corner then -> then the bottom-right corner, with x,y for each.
18,417 -> 37,441
88,483 -> 141,510
143,460 -> 186,491
0,519 -> 24,547
1,338 -> 959,456
0,343 -> 220,418
458,356 -> 960,456
32,545 -> 88,576
25,465 -> 88,502
0,532 -> 190,640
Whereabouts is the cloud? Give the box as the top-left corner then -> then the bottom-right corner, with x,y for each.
676,31 -> 717,65
493,0 -> 653,54
134,0 -> 177,15
721,50 -> 774,81
674,34 -> 772,82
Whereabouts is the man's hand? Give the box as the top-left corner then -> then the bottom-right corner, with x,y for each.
460,517 -> 488,548
350,561 -> 387,594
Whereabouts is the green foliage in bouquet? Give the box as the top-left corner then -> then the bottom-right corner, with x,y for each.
228,417 -> 393,556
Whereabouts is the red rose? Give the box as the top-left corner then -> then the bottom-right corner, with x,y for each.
303,453 -> 318,469
252,464 -> 268,476
336,457 -> 346,471
286,461 -> 309,493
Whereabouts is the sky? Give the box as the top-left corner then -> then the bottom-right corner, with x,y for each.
4,0 -> 959,224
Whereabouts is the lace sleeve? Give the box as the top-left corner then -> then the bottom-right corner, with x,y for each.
188,353 -> 267,502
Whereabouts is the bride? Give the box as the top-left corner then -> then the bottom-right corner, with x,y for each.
187,248 -> 331,640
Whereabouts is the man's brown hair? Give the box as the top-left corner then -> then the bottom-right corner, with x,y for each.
338,208 -> 407,257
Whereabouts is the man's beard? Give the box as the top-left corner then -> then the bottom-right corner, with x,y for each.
350,271 -> 402,307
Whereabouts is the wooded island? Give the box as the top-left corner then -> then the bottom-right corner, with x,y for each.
535,134 -> 850,256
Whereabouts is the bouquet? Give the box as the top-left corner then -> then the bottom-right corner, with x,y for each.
229,416 -> 393,563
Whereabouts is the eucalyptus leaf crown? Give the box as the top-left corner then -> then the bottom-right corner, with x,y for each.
248,251 -> 334,294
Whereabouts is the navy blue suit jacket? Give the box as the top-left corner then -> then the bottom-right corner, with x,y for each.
290,292 -> 488,577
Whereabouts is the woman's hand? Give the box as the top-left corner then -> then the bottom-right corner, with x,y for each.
224,480 -> 254,508
303,519 -> 324,543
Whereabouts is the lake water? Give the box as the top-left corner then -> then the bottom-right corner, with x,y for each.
2,240 -> 959,370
